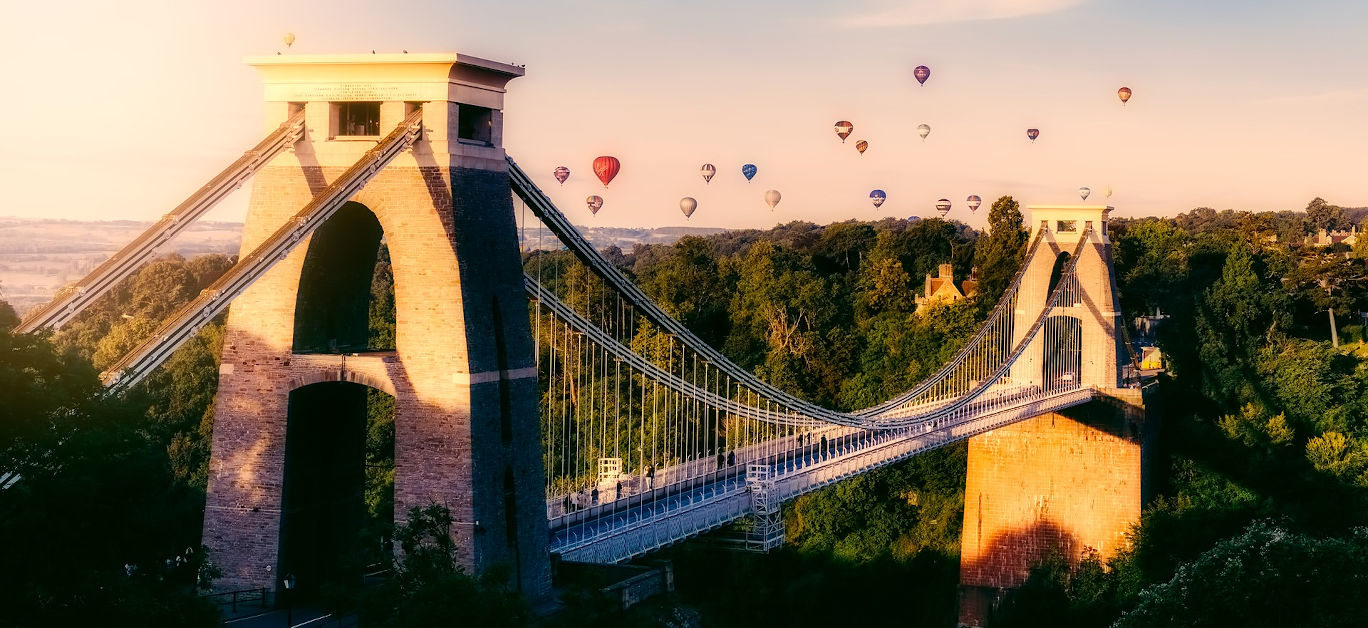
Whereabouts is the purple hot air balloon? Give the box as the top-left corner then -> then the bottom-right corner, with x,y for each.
586,195 -> 604,216
1026,128 -> 1040,142
966,195 -> 982,213
914,65 -> 931,86
553,166 -> 570,185
935,198 -> 952,217
870,189 -> 887,209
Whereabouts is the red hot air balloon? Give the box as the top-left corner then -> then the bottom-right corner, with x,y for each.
1026,128 -> 1040,142
914,65 -> 931,85
1117,86 -> 1132,106
592,156 -> 621,187
855,140 -> 868,155
553,166 -> 570,185
834,120 -> 854,143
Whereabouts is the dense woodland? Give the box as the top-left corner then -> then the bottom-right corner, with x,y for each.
4,196 -> 1368,626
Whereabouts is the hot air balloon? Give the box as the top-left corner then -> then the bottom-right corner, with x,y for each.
741,164 -> 757,182
592,156 -> 620,187
966,195 -> 982,213
764,189 -> 782,210
680,197 -> 698,219
700,163 -> 716,184
855,140 -> 868,155
1026,128 -> 1040,142
1104,185 -> 1113,199
1117,86 -> 1132,106
1079,186 -> 1091,201
935,199 -> 952,217
870,190 -> 887,209
917,124 -> 931,142
834,121 -> 854,143
283,32 -> 296,48
553,166 -> 570,185
914,65 -> 931,85
586,195 -> 604,215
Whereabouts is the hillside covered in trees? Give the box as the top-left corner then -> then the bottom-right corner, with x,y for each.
4,196 -> 1368,626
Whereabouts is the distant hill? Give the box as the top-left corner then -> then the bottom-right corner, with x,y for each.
0,218 -> 719,314
521,224 -> 726,251
0,218 -> 243,315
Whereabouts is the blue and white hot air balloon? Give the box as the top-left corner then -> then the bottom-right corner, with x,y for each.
741,164 -> 758,182
870,189 -> 887,209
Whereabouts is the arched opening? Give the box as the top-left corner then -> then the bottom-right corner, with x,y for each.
1046,251 -> 1070,298
1042,315 -> 1082,391
292,201 -> 395,352
278,382 -> 395,600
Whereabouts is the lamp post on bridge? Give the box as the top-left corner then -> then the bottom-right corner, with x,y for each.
281,573 -> 296,628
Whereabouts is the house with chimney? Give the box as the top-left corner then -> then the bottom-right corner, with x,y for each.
915,263 -> 978,313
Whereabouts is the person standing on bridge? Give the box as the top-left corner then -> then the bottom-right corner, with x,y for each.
645,463 -> 655,489
591,487 -> 599,505
727,451 -> 735,467
821,435 -> 828,460
718,452 -> 725,471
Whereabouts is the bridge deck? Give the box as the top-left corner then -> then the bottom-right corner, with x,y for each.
551,387 -> 1097,563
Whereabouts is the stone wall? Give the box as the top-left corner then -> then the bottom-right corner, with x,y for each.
957,390 -> 1153,626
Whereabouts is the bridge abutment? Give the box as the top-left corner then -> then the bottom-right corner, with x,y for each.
201,54 -> 550,600
956,390 -> 1154,626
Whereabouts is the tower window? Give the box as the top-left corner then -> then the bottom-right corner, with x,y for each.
1056,220 -> 1078,233
457,104 -> 493,144
334,102 -> 381,137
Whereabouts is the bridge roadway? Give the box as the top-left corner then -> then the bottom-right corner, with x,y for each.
549,386 -> 1097,563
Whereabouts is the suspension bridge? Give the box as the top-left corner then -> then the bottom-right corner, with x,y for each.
16,52 -> 1150,620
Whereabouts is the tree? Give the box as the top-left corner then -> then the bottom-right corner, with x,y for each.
1305,197 -> 1344,234
1117,521 -> 1368,627
973,196 -> 1028,307
0,298 -> 17,332
0,312 -> 220,627
360,504 -> 527,627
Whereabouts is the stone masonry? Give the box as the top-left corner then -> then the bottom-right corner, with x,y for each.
958,207 -> 1154,626
201,54 -> 550,599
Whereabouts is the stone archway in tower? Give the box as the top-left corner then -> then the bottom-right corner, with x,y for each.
291,201 -> 393,353
278,381 -> 395,600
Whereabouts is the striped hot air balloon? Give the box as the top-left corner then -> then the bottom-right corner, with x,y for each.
834,120 -> 854,142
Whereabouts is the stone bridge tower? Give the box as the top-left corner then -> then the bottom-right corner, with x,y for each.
959,206 -> 1155,626
201,54 -> 550,599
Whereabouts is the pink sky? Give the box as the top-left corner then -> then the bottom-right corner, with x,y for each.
1,0 -> 1365,230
